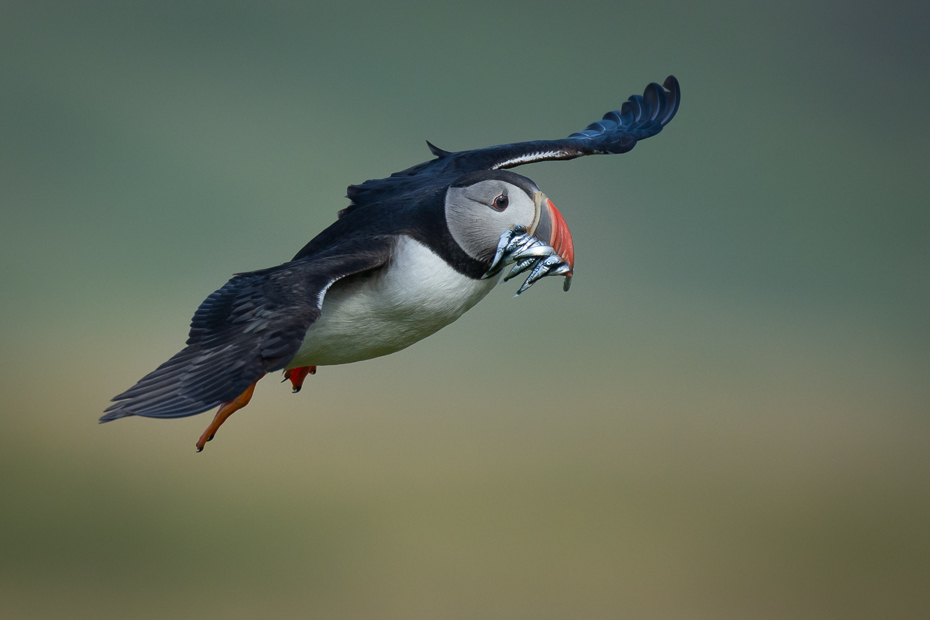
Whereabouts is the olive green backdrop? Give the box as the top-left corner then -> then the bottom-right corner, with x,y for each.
1,1 -> 927,619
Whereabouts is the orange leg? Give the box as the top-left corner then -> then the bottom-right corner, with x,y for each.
196,374 -> 265,452
282,366 -> 316,393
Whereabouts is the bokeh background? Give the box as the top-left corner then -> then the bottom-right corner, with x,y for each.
1,1 -> 928,618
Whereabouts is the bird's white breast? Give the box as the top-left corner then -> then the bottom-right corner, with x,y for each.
288,236 -> 498,367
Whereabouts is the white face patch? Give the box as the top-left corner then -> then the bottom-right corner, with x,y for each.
444,178 -> 539,262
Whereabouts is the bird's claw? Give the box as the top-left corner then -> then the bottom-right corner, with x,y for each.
482,226 -> 573,295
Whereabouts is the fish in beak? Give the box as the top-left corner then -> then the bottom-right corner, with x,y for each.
483,192 -> 575,295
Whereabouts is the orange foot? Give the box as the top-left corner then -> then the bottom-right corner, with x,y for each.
283,366 -> 316,393
196,374 -> 265,452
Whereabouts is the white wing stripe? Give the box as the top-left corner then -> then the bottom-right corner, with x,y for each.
491,149 -> 577,170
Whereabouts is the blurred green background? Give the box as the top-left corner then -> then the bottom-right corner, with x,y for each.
1,1 -> 928,618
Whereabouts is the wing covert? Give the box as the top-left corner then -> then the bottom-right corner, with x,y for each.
101,238 -> 394,421
345,76 -> 680,208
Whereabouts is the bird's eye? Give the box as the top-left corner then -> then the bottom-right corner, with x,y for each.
492,193 -> 509,210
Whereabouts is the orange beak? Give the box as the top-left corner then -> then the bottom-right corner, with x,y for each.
533,193 -> 575,287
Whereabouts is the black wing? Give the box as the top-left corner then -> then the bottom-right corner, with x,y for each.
345,76 -> 680,208
101,238 -> 394,421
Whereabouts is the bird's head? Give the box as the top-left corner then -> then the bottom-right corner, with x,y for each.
444,170 -> 574,277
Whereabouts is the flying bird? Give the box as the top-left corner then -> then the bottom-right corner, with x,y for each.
102,76 -> 681,451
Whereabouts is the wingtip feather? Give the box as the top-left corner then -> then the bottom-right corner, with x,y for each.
662,75 -> 681,123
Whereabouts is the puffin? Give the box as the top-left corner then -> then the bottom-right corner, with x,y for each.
102,76 -> 681,451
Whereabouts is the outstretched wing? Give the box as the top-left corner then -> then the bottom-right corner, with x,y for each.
345,76 -> 680,208
101,237 -> 394,421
